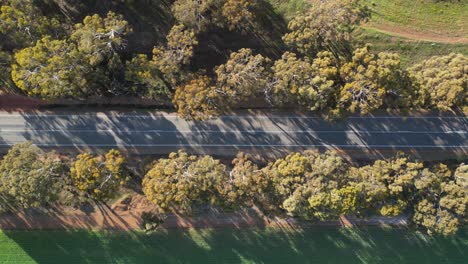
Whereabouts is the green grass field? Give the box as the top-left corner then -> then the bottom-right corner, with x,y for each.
267,0 -> 308,19
362,0 -> 468,37
357,28 -> 468,67
357,0 -> 468,67
1,227 -> 467,263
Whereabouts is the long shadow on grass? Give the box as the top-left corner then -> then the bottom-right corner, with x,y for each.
2,227 -> 468,264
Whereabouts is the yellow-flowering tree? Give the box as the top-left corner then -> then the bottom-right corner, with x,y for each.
412,165 -> 467,236
283,0 -> 369,58
0,0 -> 62,48
152,24 -> 198,85
70,149 -> 127,201
125,54 -> 169,99
173,75 -> 219,120
11,37 -> 89,98
337,46 -> 403,115
271,51 -> 338,111
408,53 -> 467,111
263,151 -> 355,220
215,48 -> 271,105
221,153 -> 272,210
0,142 -> 65,210
142,151 -> 226,213
351,156 -> 424,217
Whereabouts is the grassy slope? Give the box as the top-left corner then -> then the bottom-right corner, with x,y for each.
266,0 -> 309,19
361,0 -> 468,37
357,28 -> 468,68
1,228 -> 467,263
358,0 -> 467,67
266,0 -> 467,67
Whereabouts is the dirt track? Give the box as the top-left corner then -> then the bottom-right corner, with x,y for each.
364,24 -> 468,44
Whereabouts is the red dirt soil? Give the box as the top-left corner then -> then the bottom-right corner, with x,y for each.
0,194 -> 408,230
0,92 -> 47,110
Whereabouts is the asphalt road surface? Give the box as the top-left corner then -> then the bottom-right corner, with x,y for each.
0,111 -> 466,159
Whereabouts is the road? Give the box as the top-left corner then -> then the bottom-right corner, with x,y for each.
0,111 -> 466,159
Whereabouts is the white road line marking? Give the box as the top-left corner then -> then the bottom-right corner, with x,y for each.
0,129 -> 466,134
0,143 -> 466,148
0,113 -> 466,119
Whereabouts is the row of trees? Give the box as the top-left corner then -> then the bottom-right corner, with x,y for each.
0,143 -> 127,210
142,150 -> 468,236
1,0 -> 466,118
0,0 -> 259,99
168,0 -> 466,119
0,143 -> 466,235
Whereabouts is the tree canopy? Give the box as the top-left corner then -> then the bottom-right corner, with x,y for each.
142,151 -> 226,213
408,53 -> 467,111
283,0 -> 369,58
11,37 -> 89,98
70,149 -> 127,201
0,142 -> 64,209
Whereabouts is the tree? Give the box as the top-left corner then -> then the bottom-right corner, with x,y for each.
142,151 -> 226,213
125,54 -> 169,99
171,0 -> 224,32
408,53 -> 467,111
0,142 -> 64,210
153,24 -> 198,85
221,153 -> 272,210
215,48 -> 271,106
0,51 -> 17,94
412,166 -> 467,236
71,12 -> 131,66
173,75 -> 219,120
351,156 -> 423,217
70,12 -> 131,95
455,163 -> 468,187
263,151 -> 353,220
70,149 -> 127,201
11,37 -> 90,98
0,0 -> 62,49
337,46 -> 403,115
282,0 -> 369,58
222,0 -> 256,31
270,51 -> 338,111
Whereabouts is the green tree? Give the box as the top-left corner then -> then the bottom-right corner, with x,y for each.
11,37 -> 89,98
408,53 -> 467,111
125,54 -> 169,99
171,0 -> 224,32
263,151 -> 353,220
222,0 -> 256,31
153,24 -> 198,85
352,156 -> 423,217
282,0 -> 369,58
70,12 -> 131,95
70,149 -> 127,201
270,51 -> 338,111
0,142 -> 64,210
337,46 -> 403,115
142,151 -> 226,213
173,74 -> 219,120
71,12 -> 131,66
221,153 -> 272,210
412,165 -> 467,236
455,163 -> 468,187
0,51 -> 17,93
0,0 -> 62,48
215,48 -> 271,106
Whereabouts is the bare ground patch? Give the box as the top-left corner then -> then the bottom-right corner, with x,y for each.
363,24 -> 468,44
0,194 -> 408,231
